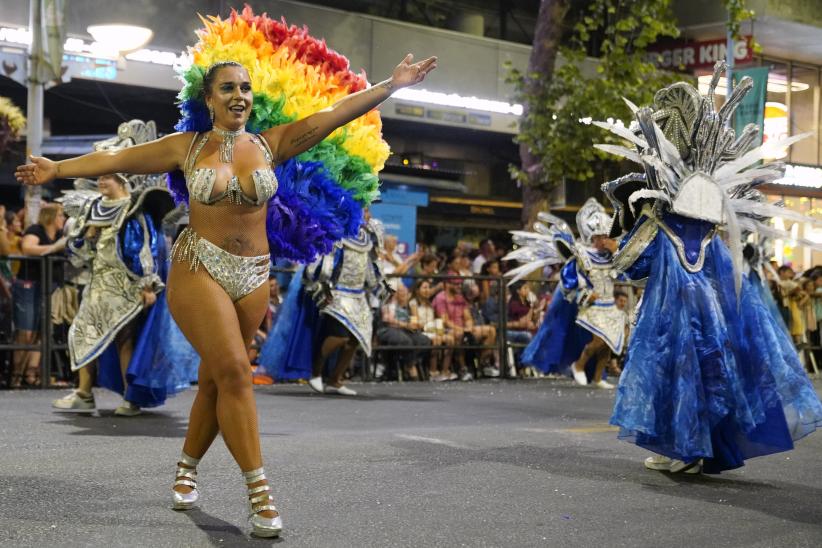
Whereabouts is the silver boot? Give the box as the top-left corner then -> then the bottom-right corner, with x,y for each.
243,467 -> 283,538
171,452 -> 200,510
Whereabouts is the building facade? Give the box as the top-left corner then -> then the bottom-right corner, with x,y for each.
671,0 -> 822,270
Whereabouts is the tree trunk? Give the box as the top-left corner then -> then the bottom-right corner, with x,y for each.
519,0 -> 569,227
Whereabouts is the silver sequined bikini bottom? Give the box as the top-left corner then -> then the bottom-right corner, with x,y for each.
171,227 -> 270,302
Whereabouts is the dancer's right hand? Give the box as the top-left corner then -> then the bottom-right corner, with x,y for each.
16,155 -> 58,186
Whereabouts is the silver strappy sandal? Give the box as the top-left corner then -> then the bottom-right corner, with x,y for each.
172,452 -> 200,510
243,467 -> 283,537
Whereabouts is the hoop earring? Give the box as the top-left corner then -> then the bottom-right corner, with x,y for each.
208,105 -> 214,123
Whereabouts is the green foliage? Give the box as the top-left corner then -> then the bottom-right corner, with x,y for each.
509,0 -> 683,192
723,0 -> 761,53
723,0 -> 755,40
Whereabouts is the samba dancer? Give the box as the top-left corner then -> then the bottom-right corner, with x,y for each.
596,61 -> 822,474
17,8 -> 436,537
504,198 -> 626,388
52,120 -> 196,416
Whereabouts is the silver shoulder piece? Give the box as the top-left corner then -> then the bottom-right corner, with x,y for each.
612,213 -> 658,273
57,189 -> 99,219
503,211 -> 575,284
367,217 -> 385,251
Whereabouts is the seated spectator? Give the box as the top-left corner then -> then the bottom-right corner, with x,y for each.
432,273 -> 471,381
416,253 -> 443,295
463,282 -> 499,377
410,279 -> 453,380
455,249 -> 478,293
479,259 -> 500,302
506,281 -> 537,374
472,238 -> 496,274
5,209 -> 24,267
11,203 -> 67,388
377,284 -> 431,380
379,234 -> 421,290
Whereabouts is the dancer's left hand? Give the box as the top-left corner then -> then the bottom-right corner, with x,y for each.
141,288 -> 157,308
391,54 -> 437,88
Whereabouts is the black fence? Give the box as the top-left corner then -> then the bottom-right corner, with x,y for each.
0,255 -> 70,388
3,256 -> 816,388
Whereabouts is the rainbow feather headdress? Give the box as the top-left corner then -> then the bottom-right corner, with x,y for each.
168,5 -> 390,263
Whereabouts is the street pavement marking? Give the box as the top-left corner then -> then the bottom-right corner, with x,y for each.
395,434 -> 469,449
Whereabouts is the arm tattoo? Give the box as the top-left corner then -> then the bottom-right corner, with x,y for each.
290,126 -> 320,148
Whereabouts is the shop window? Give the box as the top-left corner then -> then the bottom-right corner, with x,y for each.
790,64 -> 819,165
764,61 -> 789,160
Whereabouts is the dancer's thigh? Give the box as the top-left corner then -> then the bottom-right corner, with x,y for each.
166,263 -> 247,371
233,282 -> 269,348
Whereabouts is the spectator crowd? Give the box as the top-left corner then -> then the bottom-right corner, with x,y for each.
2,205 -> 821,389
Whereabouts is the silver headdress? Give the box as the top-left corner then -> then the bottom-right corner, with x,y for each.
60,119 -> 173,224
595,61 -> 817,292
576,197 -> 612,245
92,119 -> 165,193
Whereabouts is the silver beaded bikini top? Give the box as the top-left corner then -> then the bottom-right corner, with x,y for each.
184,132 -> 278,206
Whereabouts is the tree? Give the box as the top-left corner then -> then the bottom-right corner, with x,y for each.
512,0 -> 570,227
509,0 -> 681,226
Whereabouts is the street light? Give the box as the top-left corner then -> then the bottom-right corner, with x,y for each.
87,24 -> 153,54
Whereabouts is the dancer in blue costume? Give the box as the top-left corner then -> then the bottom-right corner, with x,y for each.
257,212 -> 391,396
596,61 -> 822,474
52,120 -> 199,416
505,198 -> 626,388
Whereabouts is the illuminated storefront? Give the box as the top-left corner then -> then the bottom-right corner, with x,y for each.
652,34 -> 822,270
761,165 -> 822,271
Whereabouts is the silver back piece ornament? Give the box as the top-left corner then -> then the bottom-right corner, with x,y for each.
594,60 -> 820,293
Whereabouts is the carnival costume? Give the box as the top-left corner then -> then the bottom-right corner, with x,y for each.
162,7 -> 392,536
594,61 -> 822,473
167,7 -> 389,269
64,120 -> 198,408
257,219 -> 391,381
504,199 -> 626,379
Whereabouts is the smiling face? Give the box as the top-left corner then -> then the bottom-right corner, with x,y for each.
206,64 -> 253,130
97,174 -> 127,199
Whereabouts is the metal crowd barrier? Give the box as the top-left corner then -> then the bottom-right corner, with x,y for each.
9,256 -> 815,387
368,272 -> 513,380
367,272 -> 646,381
0,255 -> 69,388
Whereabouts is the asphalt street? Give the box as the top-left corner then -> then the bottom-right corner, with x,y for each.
1,378 -> 821,548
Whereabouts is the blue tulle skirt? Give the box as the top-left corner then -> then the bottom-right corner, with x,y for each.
97,292 -> 200,407
257,267 -> 319,381
611,234 -> 797,472
522,288 -> 592,375
738,274 -> 822,442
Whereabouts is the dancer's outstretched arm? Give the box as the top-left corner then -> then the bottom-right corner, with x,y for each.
264,53 -> 437,164
15,133 -> 191,186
